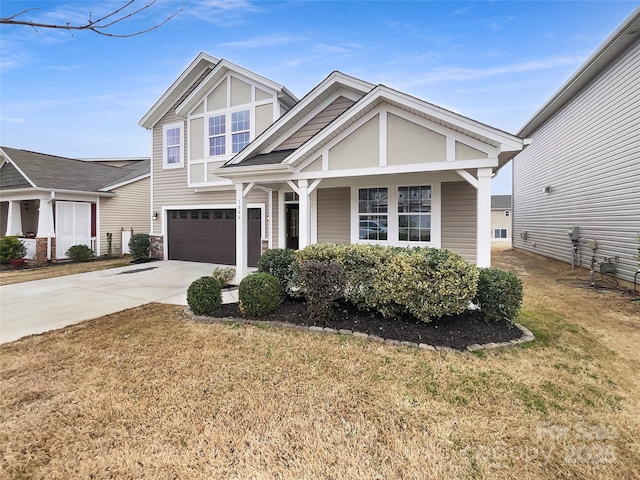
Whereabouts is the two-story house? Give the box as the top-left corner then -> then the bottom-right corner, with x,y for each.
139,53 -> 526,279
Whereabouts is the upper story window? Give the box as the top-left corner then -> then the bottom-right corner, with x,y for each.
231,109 -> 250,153
163,122 -> 183,168
209,114 -> 226,156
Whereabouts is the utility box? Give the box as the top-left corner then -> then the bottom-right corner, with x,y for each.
567,226 -> 580,241
600,262 -> 616,274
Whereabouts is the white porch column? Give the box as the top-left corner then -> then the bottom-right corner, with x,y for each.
476,168 -> 493,268
36,195 -> 55,237
298,179 -> 310,249
6,201 -> 23,236
235,183 -> 248,280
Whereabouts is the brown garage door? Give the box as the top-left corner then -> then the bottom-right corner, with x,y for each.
167,208 -> 261,266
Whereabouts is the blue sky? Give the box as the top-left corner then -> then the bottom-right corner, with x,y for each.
1,1 -> 637,194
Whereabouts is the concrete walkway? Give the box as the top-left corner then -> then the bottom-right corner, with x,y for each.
0,261 -> 239,344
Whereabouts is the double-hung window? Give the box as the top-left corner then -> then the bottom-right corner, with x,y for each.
231,109 -> 250,153
209,114 -> 226,156
163,123 -> 183,168
398,185 -> 431,242
358,187 -> 388,240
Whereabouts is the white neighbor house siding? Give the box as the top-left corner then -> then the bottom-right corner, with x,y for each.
99,177 -> 151,256
513,39 -> 640,282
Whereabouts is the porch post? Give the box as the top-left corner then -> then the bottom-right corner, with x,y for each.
36,195 -> 55,237
476,167 -> 493,268
235,183 -> 248,281
298,179 -> 309,249
6,201 -> 23,236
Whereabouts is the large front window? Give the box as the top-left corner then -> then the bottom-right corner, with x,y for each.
398,185 -> 431,242
358,187 -> 388,240
231,109 -> 250,153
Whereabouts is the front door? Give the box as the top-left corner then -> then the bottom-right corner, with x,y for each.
286,204 -> 299,250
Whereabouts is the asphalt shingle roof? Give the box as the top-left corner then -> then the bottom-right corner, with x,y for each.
491,195 -> 512,209
1,147 -> 149,193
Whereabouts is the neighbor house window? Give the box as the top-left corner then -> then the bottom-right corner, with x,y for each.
398,185 -> 431,242
209,114 -> 226,156
358,187 -> 388,240
163,123 -> 183,168
231,109 -> 250,153
495,228 -> 508,239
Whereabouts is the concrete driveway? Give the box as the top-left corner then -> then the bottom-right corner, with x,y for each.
0,260 -> 239,344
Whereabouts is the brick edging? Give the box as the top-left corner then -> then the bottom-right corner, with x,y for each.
185,308 -> 535,353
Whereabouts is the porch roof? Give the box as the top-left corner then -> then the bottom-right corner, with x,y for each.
0,147 -> 149,194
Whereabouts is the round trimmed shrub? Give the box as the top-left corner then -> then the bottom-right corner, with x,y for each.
473,267 -> 524,324
299,260 -> 346,322
257,248 -> 298,296
65,244 -> 95,262
238,272 -> 282,317
129,233 -> 150,261
187,276 -> 222,316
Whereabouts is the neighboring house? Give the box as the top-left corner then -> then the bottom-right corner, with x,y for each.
512,8 -> 640,283
0,147 -> 150,263
140,53 -> 526,279
491,195 -> 511,241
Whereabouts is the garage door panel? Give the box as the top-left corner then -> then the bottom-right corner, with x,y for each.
167,208 -> 261,266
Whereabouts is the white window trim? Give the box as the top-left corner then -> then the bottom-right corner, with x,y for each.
162,122 -> 184,169
350,181 -> 441,248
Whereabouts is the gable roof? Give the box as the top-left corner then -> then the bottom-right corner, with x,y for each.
175,58 -> 298,117
491,195 -> 512,209
139,53 -> 220,129
223,80 -> 524,176
0,147 -> 149,194
227,71 -> 375,166
519,7 -> 640,137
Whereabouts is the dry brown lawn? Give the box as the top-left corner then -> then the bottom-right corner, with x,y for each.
1,249 -> 639,479
0,258 -> 130,286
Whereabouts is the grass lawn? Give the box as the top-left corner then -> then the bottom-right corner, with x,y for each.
0,258 -> 130,286
1,249 -> 639,479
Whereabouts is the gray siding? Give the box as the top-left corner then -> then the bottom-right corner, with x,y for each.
513,39 -> 640,282
277,96 -> 355,150
441,182 -> 477,264
0,162 -> 30,189
317,187 -> 350,244
0,201 -> 8,237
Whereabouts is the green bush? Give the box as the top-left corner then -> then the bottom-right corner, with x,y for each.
296,243 -> 479,322
212,267 -> 235,287
129,233 -> 150,260
257,248 -> 298,295
65,244 -> 95,262
0,236 -> 27,264
238,272 -> 283,317
473,267 -> 523,324
187,276 -> 222,316
299,260 -> 346,322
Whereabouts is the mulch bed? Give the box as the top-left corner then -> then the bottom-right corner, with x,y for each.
211,299 -> 523,351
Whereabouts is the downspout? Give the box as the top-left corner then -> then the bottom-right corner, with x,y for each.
46,191 -> 55,261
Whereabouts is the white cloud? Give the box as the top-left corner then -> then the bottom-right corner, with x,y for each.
220,34 -> 304,48
1,117 -> 26,123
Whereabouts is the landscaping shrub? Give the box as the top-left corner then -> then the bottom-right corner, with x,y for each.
187,276 -> 222,316
0,236 -> 27,264
473,267 -> 524,324
65,244 -> 95,262
296,243 -> 478,322
238,272 -> 283,317
212,267 -> 235,287
128,233 -> 150,261
299,260 -> 346,322
257,248 -> 298,296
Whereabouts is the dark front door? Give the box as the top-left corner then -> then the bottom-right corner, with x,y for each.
285,204 -> 299,250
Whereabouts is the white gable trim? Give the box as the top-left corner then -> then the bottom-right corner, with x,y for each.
99,173 -> 150,192
227,71 -> 374,165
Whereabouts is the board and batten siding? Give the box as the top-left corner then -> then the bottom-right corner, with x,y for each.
441,181 -> 477,264
99,177 -> 151,256
513,38 -> 640,283
317,187 -> 350,244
